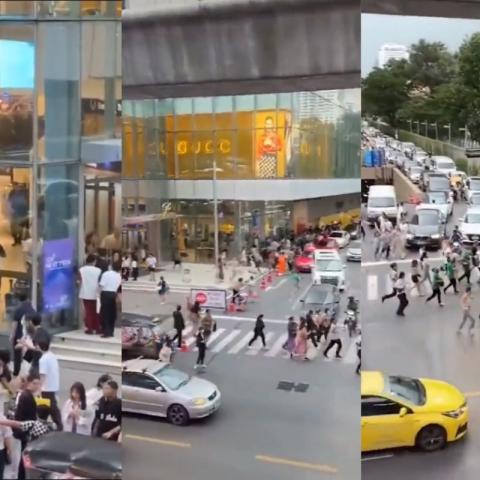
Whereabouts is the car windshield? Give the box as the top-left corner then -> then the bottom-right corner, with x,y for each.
471,195 -> 480,205
470,180 -> 480,191
465,213 -> 480,224
437,161 -> 454,169
429,178 -> 449,191
315,259 -> 342,271
304,287 -> 334,305
388,376 -> 426,406
412,212 -> 438,225
427,192 -> 447,204
368,197 -> 395,207
410,167 -> 423,174
329,232 -> 344,238
350,241 -> 361,249
153,366 -> 190,391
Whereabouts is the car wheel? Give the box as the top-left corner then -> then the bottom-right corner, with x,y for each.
167,404 -> 189,426
416,425 -> 447,452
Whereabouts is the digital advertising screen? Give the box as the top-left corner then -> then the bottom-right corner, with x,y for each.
0,40 -> 35,89
42,238 -> 74,312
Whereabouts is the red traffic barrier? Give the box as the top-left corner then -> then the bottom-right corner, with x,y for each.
267,272 -> 273,283
228,302 -> 236,313
260,278 -> 267,290
180,342 -> 190,352
249,290 -> 258,299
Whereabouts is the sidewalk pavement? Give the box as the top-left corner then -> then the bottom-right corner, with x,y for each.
123,262 -> 268,293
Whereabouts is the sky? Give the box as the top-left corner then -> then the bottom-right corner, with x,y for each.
361,14 -> 480,77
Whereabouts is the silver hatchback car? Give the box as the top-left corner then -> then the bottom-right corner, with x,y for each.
122,358 -> 221,425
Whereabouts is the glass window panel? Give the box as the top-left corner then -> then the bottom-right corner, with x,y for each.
81,0 -> 122,17
81,22 -> 121,144
176,132 -> 194,179
214,97 -> 233,128
236,129 -> 254,179
234,95 -> 255,112
37,0 -> 81,18
193,97 -> 213,115
0,23 -> 35,163
255,93 -> 277,110
0,0 -> 34,16
37,22 -> 81,162
37,163 -> 79,332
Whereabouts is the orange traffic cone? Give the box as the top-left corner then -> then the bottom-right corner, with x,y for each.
180,342 -> 189,352
228,302 -> 236,313
267,272 -> 273,283
260,278 -> 267,290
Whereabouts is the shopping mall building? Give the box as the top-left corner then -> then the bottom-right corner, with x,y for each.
122,91 -> 360,263
0,0 -> 121,335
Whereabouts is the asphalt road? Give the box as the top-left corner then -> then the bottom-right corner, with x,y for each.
361,260 -> 480,480
122,254 -> 361,480
362,198 -> 468,264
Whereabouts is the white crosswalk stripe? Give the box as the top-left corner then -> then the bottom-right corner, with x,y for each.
366,272 -> 433,301
170,326 -> 355,364
264,333 -> 288,357
245,332 -> 275,355
211,329 -> 242,353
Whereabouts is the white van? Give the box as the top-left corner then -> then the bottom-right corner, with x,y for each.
311,250 -> 345,292
432,156 -> 456,176
367,185 -> 398,223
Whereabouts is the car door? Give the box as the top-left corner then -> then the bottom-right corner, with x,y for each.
122,372 -> 166,416
362,396 -> 417,451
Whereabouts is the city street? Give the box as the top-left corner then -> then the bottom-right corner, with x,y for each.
123,255 -> 361,480
361,260 -> 480,480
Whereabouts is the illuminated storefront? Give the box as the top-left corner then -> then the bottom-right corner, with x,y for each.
0,0 -> 121,333
123,91 -> 360,264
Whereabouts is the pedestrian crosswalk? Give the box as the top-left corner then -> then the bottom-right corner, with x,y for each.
172,324 -> 358,364
365,272 -> 434,302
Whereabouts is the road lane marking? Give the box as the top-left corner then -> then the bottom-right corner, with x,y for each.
367,274 -> 378,301
228,332 -> 254,354
342,337 -> 359,364
265,333 -> 288,357
361,454 -> 394,462
213,314 -> 286,324
245,332 -> 275,355
256,455 -> 337,474
211,329 -> 242,352
291,280 -> 313,311
464,391 -> 480,398
125,434 -> 191,448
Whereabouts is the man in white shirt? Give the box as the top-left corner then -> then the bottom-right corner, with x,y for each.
78,254 -> 102,335
146,254 -> 157,281
38,336 -> 62,431
99,263 -> 122,338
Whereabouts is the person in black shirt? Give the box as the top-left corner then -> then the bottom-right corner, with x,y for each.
11,293 -> 36,376
93,380 -> 121,442
15,373 -> 40,480
172,306 -> 185,348
19,314 -> 50,375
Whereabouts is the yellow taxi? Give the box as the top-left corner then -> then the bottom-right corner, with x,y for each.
361,371 -> 468,452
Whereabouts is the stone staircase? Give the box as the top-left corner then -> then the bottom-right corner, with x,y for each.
51,329 -> 121,376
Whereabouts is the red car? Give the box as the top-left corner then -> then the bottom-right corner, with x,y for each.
294,251 -> 314,273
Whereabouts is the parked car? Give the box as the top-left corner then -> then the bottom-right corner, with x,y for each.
406,207 -> 446,250
122,358 -> 221,425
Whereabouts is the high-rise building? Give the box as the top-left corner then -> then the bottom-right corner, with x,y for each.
377,43 -> 409,69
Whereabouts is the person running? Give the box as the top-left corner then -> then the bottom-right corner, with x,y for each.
355,333 -> 361,375
458,250 -> 472,286
443,255 -> 458,294
172,306 -> 185,348
247,314 -> 268,350
458,286 -> 475,335
194,328 -> 207,369
395,272 -> 408,316
426,267 -> 444,307
305,310 -> 318,348
382,263 -> 399,303
157,276 -> 169,304
282,316 -> 297,359
323,321 -> 343,359
410,260 -> 423,296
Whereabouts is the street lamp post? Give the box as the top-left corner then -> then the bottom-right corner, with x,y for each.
213,158 -> 220,273
430,122 -> 438,140
443,124 -> 451,144
459,125 -> 469,148
421,121 -> 428,137
407,119 -> 412,132
414,120 -> 420,135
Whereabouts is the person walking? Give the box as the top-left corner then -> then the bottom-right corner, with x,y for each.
458,250 -> 472,285
282,316 -> 297,358
395,272 -> 408,316
159,338 -> 173,363
317,310 -> 332,343
458,286 -> 475,334
323,322 -> 343,359
201,309 -> 215,344
78,254 -> 102,335
381,263 -> 398,303
305,310 -> 319,348
410,260 -> 423,296
172,306 -> 185,348
121,254 -> 131,281
61,382 -> 94,435
131,255 -> 139,281
247,314 -> 268,350
194,328 -> 207,369
99,263 -> 121,338
146,253 -> 157,282
443,255 -> 458,294
38,336 -> 62,432
426,267 -> 445,307
92,380 -> 121,442
355,333 -> 361,375
157,276 -> 169,304
293,318 -> 308,359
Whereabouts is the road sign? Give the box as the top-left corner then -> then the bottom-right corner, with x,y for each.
190,288 -> 227,310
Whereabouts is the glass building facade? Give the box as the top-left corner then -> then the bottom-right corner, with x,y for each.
0,0 -> 121,333
123,90 -> 360,264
